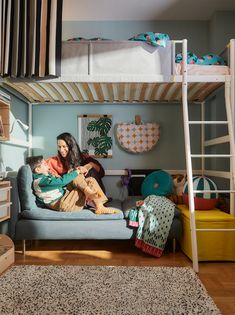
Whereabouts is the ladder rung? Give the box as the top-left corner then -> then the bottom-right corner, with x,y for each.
193,190 -> 235,193
196,229 -> 235,232
189,121 -> 228,124
204,135 -> 229,147
191,154 -> 232,158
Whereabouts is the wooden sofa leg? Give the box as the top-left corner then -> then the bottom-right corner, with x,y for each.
22,240 -> 26,255
172,238 -> 176,254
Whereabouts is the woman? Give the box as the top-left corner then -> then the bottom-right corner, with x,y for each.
46,132 -> 106,193
46,133 -> 114,214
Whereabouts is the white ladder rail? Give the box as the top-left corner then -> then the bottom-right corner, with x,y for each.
182,39 -> 199,273
201,102 -> 205,177
191,154 -> 232,158
196,79 -> 235,214
229,39 -> 235,215
189,121 -> 228,124
196,229 -> 235,232
225,79 -> 235,216
194,190 -> 235,193
181,40 -> 235,272
194,48 -> 235,260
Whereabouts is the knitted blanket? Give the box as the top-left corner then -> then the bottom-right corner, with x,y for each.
132,195 -> 175,257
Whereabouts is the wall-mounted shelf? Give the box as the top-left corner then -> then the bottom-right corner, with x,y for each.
0,100 -> 10,141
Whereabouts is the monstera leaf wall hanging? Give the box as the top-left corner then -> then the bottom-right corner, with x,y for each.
78,115 -> 112,158
116,116 -> 160,154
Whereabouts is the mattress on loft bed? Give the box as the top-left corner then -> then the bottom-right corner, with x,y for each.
61,40 -> 172,77
175,63 -> 230,75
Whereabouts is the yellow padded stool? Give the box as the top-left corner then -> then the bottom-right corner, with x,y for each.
177,204 -> 235,261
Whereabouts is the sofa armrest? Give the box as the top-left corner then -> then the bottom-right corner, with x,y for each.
6,176 -> 21,239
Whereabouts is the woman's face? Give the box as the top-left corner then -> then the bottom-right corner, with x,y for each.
57,139 -> 69,158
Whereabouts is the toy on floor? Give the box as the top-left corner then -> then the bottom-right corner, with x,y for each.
183,176 -> 218,210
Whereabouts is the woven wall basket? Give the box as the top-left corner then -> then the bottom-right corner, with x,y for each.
116,122 -> 160,153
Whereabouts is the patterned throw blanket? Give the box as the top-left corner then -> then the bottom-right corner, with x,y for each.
175,52 -> 225,65
129,195 -> 175,257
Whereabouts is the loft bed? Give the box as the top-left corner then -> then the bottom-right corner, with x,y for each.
0,39 -> 231,104
0,39 -> 235,273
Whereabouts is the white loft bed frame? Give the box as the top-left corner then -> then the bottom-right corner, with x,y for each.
1,39 -> 235,272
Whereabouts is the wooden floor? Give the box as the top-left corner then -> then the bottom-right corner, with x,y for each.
14,240 -> 235,315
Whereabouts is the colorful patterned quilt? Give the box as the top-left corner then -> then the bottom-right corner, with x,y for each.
175,52 -> 226,65
129,195 -> 175,257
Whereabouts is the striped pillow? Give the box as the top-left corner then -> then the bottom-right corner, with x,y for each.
183,176 -> 218,210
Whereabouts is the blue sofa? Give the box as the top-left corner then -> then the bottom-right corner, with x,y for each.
7,165 -> 182,253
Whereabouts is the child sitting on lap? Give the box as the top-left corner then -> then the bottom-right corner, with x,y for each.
26,155 -> 118,214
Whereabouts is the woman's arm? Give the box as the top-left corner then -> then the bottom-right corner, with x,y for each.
81,156 -> 105,178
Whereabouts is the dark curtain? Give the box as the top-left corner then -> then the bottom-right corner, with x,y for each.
0,0 -> 63,78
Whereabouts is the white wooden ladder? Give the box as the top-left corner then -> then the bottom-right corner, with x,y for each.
181,39 -> 235,272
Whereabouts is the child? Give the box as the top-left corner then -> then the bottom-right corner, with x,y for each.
26,156 -> 118,214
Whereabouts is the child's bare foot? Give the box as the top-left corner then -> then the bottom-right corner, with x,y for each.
95,206 -> 120,215
84,187 -> 101,200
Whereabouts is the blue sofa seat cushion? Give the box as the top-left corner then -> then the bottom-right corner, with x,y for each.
21,204 -> 124,221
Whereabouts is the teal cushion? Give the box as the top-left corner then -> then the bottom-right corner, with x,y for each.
17,165 -> 41,211
141,170 -> 173,198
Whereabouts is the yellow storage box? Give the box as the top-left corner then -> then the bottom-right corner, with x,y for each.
178,204 -> 235,261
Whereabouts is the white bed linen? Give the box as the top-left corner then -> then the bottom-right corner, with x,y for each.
174,63 -> 230,75
61,41 -> 172,77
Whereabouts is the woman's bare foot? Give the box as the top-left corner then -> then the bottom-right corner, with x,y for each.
95,206 -> 120,215
84,187 -> 101,200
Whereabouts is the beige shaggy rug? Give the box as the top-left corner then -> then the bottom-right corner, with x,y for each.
0,265 -> 221,315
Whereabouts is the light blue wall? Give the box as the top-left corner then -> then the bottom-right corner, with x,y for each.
32,102 -> 201,170
0,91 -> 28,171
32,102 -> 201,198
209,11 -> 235,53
208,10 -> 235,187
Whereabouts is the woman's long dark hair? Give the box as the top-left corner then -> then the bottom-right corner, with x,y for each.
57,132 -> 83,170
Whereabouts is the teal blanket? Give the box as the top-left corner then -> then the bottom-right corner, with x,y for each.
130,195 -> 175,257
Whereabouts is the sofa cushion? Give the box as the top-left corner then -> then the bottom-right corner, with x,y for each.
17,165 -> 42,211
21,205 -> 124,221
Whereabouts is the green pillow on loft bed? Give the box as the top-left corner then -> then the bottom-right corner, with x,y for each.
129,32 -> 170,47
